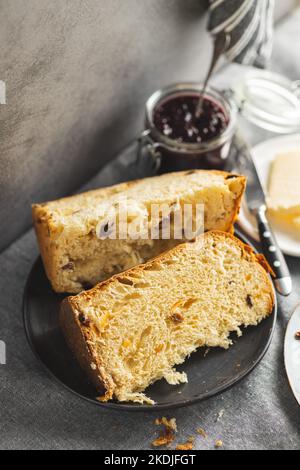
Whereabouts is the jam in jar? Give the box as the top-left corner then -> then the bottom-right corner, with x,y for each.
140,84 -> 237,173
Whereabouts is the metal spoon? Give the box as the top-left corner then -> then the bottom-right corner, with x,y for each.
195,31 -> 231,118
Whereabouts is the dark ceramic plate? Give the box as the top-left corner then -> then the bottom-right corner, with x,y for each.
23,229 -> 277,411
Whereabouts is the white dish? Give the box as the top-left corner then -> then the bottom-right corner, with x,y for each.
238,133 -> 300,257
284,303 -> 300,406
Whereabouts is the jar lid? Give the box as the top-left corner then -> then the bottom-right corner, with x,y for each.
232,70 -> 300,133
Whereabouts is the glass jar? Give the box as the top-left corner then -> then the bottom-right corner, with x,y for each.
233,69 -> 300,134
138,83 -> 237,173
230,69 -> 300,147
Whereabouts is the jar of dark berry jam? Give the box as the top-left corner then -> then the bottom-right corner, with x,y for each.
138,83 -> 237,173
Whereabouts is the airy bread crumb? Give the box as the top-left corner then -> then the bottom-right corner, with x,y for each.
60,231 -> 274,404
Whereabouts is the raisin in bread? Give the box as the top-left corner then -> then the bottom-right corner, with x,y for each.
33,170 -> 246,293
60,231 -> 274,405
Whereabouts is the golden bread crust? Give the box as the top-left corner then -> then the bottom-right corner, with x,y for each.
33,170 -> 246,293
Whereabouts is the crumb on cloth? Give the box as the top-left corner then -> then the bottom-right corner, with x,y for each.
215,440 -> 223,449
154,417 -> 177,432
196,427 -> 207,438
216,409 -> 225,422
176,441 -> 194,450
152,417 -> 177,447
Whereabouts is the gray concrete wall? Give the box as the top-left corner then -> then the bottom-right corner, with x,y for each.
275,0 -> 298,22
0,0 -> 294,251
0,0 -> 210,251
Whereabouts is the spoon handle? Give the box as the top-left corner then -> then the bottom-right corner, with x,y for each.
195,31 -> 231,118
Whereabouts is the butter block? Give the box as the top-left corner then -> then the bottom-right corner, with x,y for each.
268,152 -> 300,226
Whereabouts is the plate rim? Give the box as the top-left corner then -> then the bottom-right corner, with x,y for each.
23,229 -> 278,412
284,302 -> 300,407
237,132 -> 300,258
